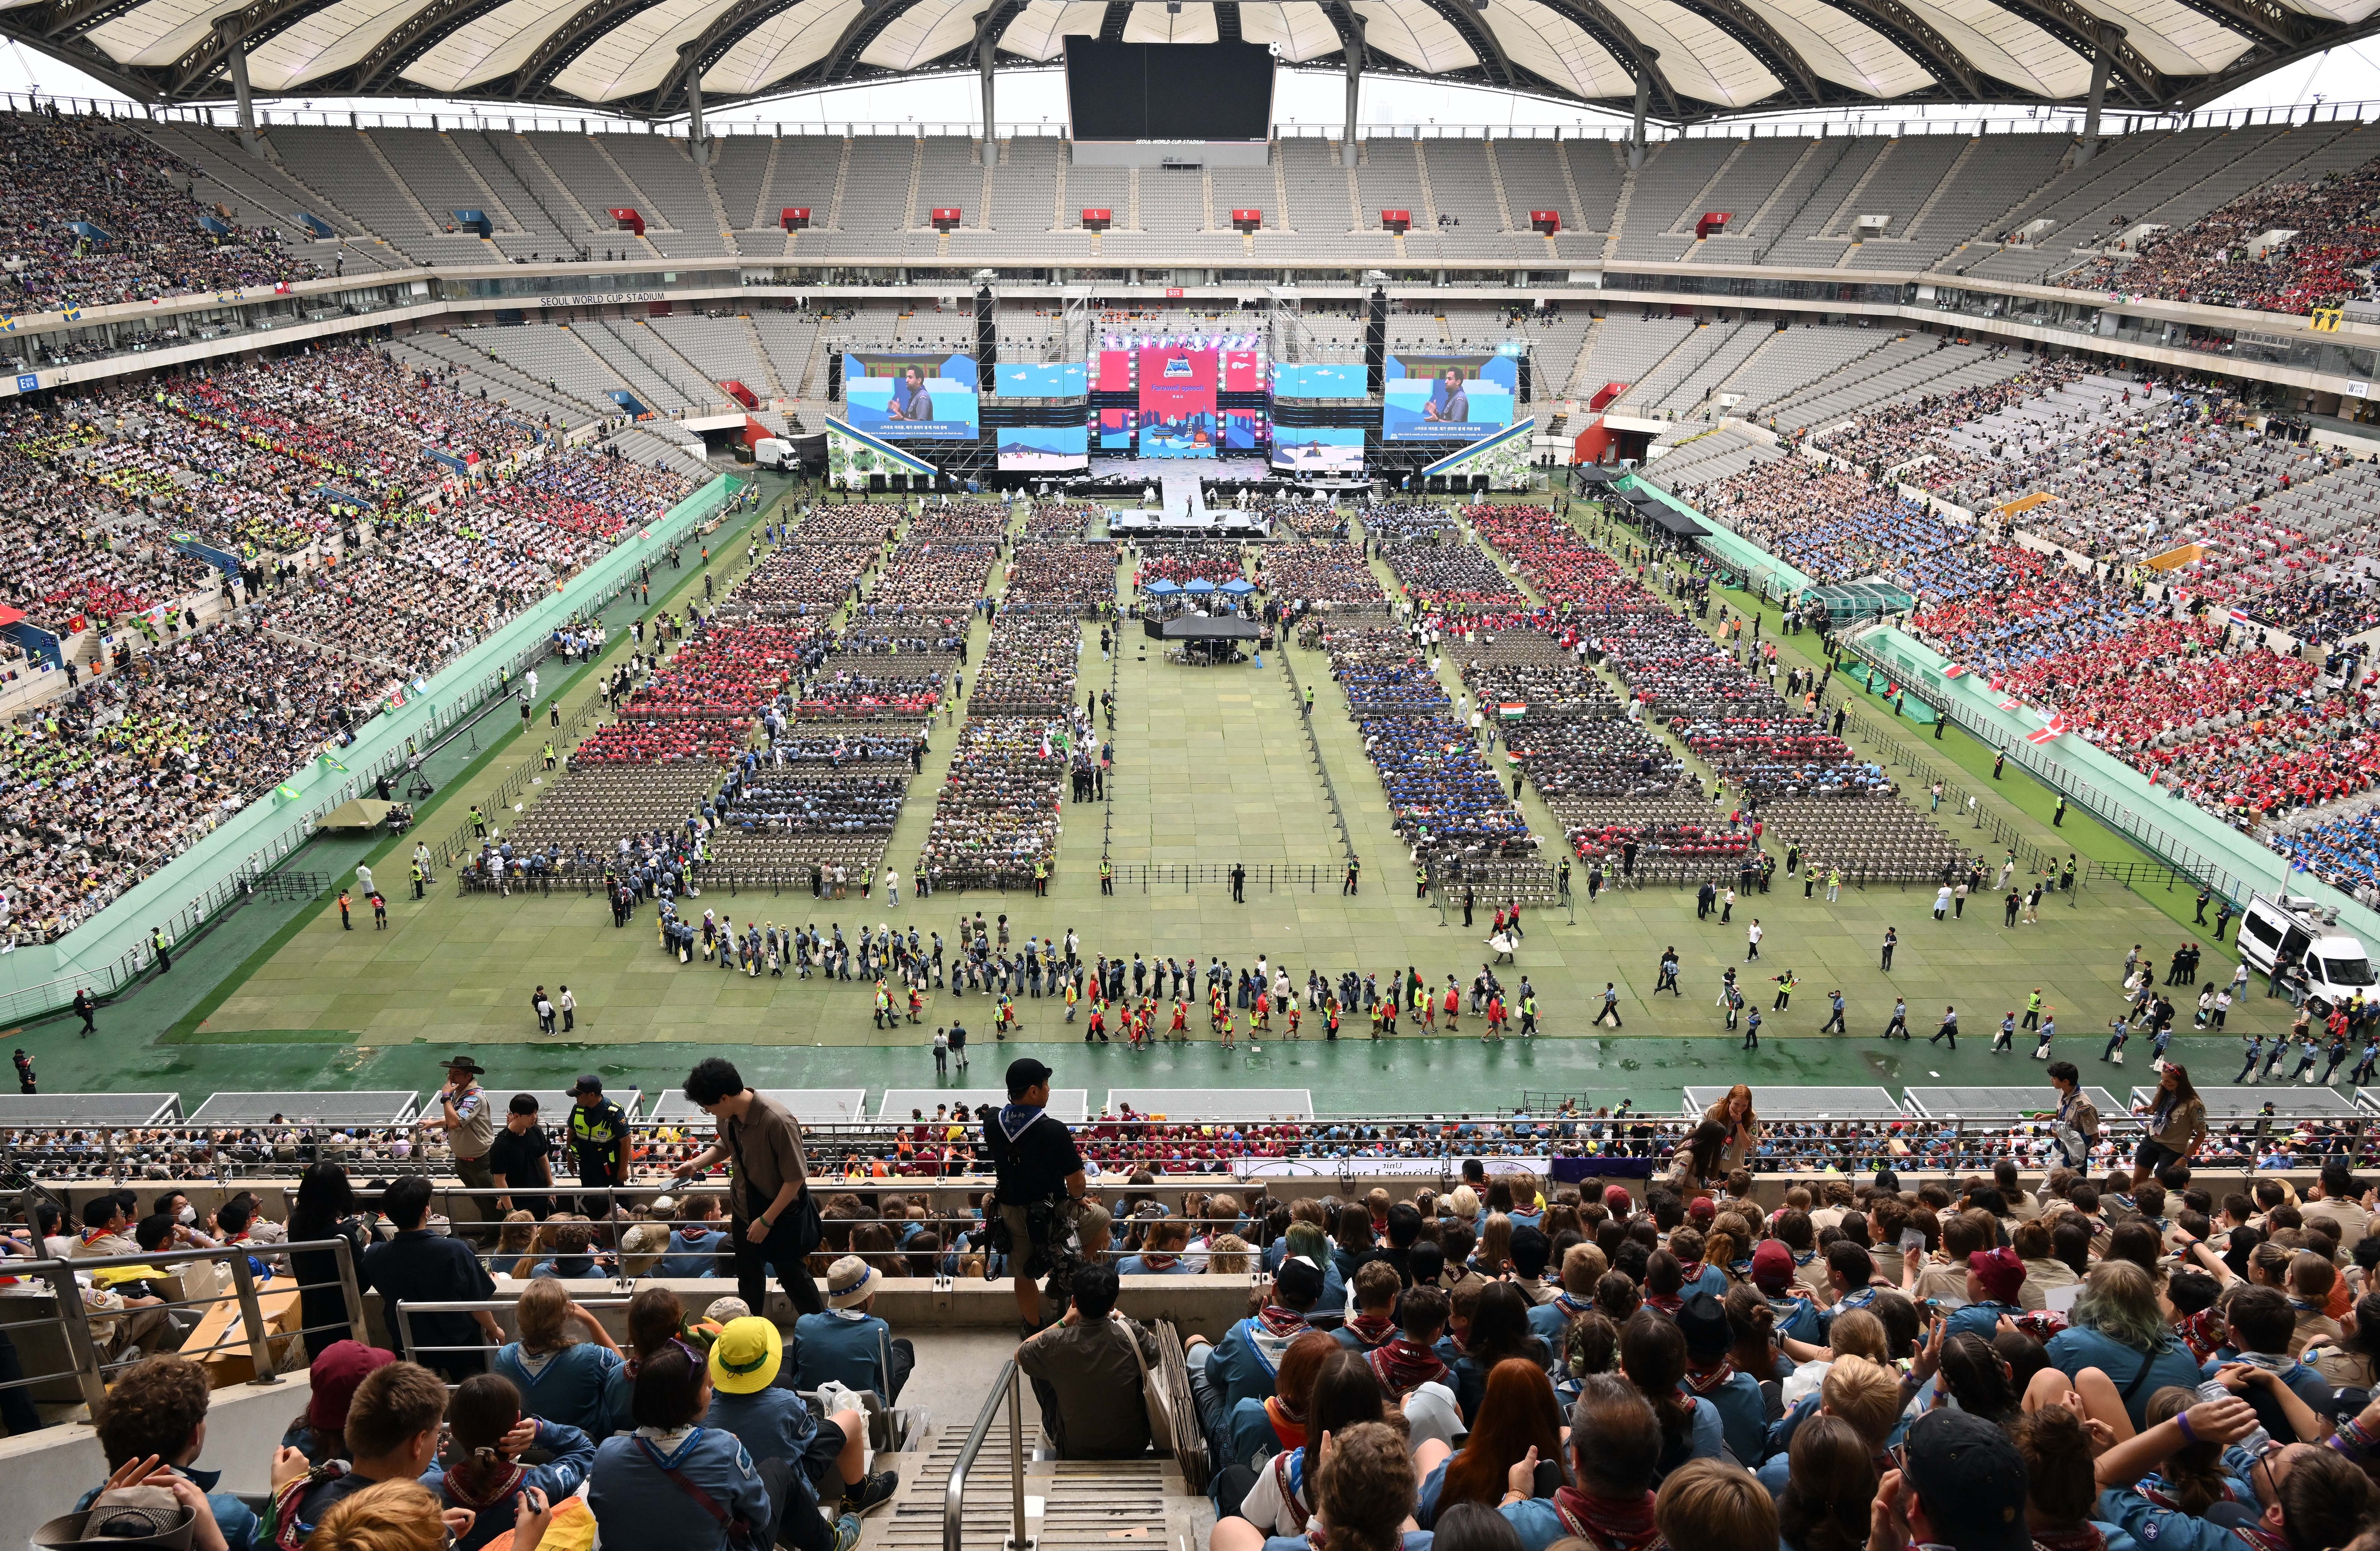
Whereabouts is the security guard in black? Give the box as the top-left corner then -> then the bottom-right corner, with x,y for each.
567,1074 -> 628,1204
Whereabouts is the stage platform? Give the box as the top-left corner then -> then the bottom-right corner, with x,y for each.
1902,1086 -> 2124,1120
878,1087 -> 1091,1122
1106,1087 -> 1316,1121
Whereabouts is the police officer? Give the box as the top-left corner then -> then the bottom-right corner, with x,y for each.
567,1074 -> 628,1214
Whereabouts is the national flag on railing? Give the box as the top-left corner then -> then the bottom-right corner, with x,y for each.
275,783 -> 299,799
1999,697 -> 2020,711
1941,663 -> 1971,679
1987,672 -> 2003,690
60,307 -> 79,321
2228,608 -> 2255,629
1499,702 -> 1526,720
2027,711 -> 2069,746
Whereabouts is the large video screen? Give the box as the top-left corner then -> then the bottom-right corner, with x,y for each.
1381,351 -> 1518,442
1065,41 -> 1273,142
997,424 -> 1089,472
1095,333 -> 1265,459
992,362 -> 1086,397
1272,426 -> 1364,473
843,351 -> 980,440
1272,363 -> 1367,397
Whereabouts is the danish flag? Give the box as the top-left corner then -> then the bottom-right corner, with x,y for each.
2026,711 -> 2069,746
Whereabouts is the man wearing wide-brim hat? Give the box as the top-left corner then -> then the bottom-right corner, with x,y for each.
418,1053 -> 495,1229
793,1256 -> 913,1402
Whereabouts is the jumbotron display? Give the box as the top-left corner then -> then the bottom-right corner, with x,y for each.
1095,333 -> 1266,459
843,350 -> 981,440
1063,40 -> 1274,143
1382,351 -> 1518,441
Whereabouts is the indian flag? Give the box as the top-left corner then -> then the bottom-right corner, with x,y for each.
1499,702 -> 1527,720
1507,751 -> 1523,765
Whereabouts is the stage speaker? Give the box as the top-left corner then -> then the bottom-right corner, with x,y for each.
868,473 -> 887,492
1426,476 -> 1446,493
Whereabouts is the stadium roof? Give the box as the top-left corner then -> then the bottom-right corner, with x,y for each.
8,0 -> 2375,121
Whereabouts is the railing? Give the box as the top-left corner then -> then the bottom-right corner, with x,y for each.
22,86 -> 2370,146
1280,627 -> 1360,868
0,1238 -> 362,1413
1104,862 -> 1346,893
10,1106 -> 2376,1187
948,1359 -> 1028,1551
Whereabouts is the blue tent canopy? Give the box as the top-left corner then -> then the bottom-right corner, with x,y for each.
1185,578 -> 1216,593
1144,579 -> 1180,595
1220,578 -> 1256,594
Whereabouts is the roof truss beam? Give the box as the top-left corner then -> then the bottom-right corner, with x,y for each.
1824,0 -> 1981,98
1663,0 -> 1817,107
509,0 -> 673,96
1974,0 -> 2169,104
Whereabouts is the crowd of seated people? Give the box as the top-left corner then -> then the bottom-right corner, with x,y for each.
1171,1143 -> 2380,1551
1640,353 -> 2380,838
1381,538 -> 1524,611
0,109 -> 318,314
867,540 -> 997,614
1258,542 -> 1383,608
1465,506 -> 1654,615
914,715 -> 1070,890
2064,154 -> 2380,316
967,614 -> 1082,716
1358,713 -> 1537,865
1326,623 -> 1455,715
1022,501 -> 1101,541
732,542 -> 877,616
1136,545 -> 1250,589
1006,542 -> 1118,614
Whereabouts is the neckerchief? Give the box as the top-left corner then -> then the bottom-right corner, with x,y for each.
2174,1306 -> 2227,1363
441,1457 -> 528,1515
1550,1487 -> 1665,1551
1271,1448 -> 1311,1534
1368,1335 -> 1448,1396
1264,1395 -> 1307,1450
997,1103 -> 1044,1142
1677,1260 -> 1706,1285
1242,1306 -> 1311,1375
1344,1312 -> 1397,1348
2034,1530 -> 2106,1551
2228,1524 -> 2290,1551
1685,1357 -> 1738,1397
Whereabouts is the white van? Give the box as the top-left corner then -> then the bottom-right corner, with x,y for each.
2235,892 -> 2376,1013
753,436 -> 797,471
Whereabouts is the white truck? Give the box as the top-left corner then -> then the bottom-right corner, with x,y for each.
2234,892 -> 2375,1014
753,436 -> 798,471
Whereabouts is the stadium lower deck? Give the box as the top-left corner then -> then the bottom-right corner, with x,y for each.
3,483 -> 2300,1117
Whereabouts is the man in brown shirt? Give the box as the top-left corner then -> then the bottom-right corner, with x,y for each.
1018,1263 -> 1161,1458
672,1057 -> 823,1315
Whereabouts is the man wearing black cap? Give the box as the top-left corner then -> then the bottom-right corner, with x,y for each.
567,1075 -> 628,1215
1872,1409 -> 2031,1551
982,1057 -> 1086,1333
1678,1289 -> 1764,1466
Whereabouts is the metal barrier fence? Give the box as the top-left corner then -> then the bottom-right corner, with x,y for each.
7,1107 -> 2375,1185
0,1238 -> 362,1412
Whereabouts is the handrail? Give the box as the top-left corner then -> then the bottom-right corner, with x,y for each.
947,1357 -> 1026,1551
0,1237 -> 362,1412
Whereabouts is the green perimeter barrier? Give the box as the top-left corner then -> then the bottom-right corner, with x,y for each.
1621,470 -> 2380,943
0,473 -> 746,1022
1618,474 -> 1820,603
